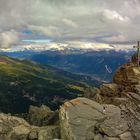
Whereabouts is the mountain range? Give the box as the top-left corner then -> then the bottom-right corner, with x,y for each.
4,49 -> 134,82
0,55 -> 93,113
0,48 -> 135,114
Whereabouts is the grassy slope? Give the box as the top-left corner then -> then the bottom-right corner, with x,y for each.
0,55 -> 88,113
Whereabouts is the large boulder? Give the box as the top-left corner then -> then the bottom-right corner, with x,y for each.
28,125 -> 61,140
84,87 -> 102,102
100,83 -> 120,97
0,113 -> 61,140
0,113 -> 32,140
59,97 -> 133,140
98,83 -> 126,105
28,105 -> 59,126
123,92 -> 140,140
113,65 -> 140,91
37,126 -> 60,140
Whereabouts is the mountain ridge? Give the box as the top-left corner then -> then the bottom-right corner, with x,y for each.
3,49 -> 134,83
1,53 -> 140,140
0,55 -> 92,113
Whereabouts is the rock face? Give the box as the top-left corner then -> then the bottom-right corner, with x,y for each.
113,65 -> 140,91
84,87 -> 102,103
0,113 -> 60,140
100,63 -> 140,140
84,87 -> 101,98
131,53 -> 138,65
58,60 -> 140,140
28,105 -> 59,126
59,98 -> 133,140
100,83 -> 120,97
0,113 -> 31,140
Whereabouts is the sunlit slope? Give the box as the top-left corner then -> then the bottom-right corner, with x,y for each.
0,55 -> 88,113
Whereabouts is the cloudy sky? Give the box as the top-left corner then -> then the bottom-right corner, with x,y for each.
0,0 -> 140,51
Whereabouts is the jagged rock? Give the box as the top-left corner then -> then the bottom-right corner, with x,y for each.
119,132 -> 133,140
84,87 -> 102,103
103,136 -> 120,140
134,84 -> 140,95
38,126 -> 60,140
59,97 -> 132,140
29,105 -> 59,126
100,83 -> 120,97
12,125 -> 31,140
94,134 -> 120,140
121,92 -> 140,140
113,65 -> 140,91
29,126 -> 61,140
28,128 -> 38,140
126,92 -> 140,102
84,87 -> 101,98
0,113 -> 61,140
0,113 -> 32,140
112,97 -> 129,106
131,53 -> 139,65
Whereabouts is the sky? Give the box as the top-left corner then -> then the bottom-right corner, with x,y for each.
0,0 -> 140,51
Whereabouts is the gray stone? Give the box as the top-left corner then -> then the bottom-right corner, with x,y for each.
28,129 -> 38,140
94,134 -> 104,140
38,126 -> 60,140
84,87 -> 101,101
0,113 -> 61,140
104,136 -> 120,140
59,98 -> 131,140
119,132 -> 133,140
0,113 -> 32,140
100,83 -> 119,97
29,105 -> 59,126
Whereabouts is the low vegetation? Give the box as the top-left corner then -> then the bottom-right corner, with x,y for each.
0,55 -> 89,113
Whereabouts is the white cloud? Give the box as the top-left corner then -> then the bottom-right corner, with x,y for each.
28,25 -> 61,38
0,30 -> 19,48
101,34 -> 127,42
62,19 -> 78,28
103,9 -> 130,22
8,40 -> 133,52
0,0 -> 140,49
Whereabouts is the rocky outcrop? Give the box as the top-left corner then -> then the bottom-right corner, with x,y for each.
28,105 -> 59,126
100,83 -> 120,97
131,53 -> 138,65
84,87 -> 102,103
0,113 -> 60,140
84,87 -> 101,98
113,65 -> 140,92
99,63 -> 140,140
59,61 -> 140,140
0,113 -> 32,140
59,98 -> 133,140
1,54 -> 140,140
122,92 -> 140,140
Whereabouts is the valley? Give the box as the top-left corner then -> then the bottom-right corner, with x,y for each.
4,49 -> 134,83
0,55 -> 92,113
